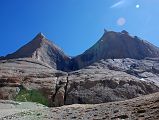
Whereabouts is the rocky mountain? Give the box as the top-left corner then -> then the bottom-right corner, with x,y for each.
4,33 -> 70,71
3,30 -> 159,71
1,30 -> 159,119
71,30 -> 159,70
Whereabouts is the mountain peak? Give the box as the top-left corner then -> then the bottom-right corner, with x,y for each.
72,30 -> 159,70
121,30 -> 129,34
36,32 -> 45,38
33,32 -> 48,44
4,33 -> 70,70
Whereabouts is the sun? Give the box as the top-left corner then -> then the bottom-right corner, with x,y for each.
136,4 -> 140,8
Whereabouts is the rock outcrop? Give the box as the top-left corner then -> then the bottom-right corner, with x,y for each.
0,58 -> 68,106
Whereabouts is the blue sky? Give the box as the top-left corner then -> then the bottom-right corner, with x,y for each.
0,0 -> 159,56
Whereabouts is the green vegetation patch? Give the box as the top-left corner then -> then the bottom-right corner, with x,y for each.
15,89 -> 49,106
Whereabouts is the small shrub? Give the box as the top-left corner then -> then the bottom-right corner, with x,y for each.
15,89 -> 48,106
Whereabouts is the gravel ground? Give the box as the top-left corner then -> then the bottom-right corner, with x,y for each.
0,100 -> 47,120
0,92 -> 159,120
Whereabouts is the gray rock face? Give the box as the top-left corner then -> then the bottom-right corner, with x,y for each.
71,30 -> 159,70
4,33 -> 70,71
65,62 -> 159,104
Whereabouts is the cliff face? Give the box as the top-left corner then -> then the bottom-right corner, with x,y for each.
1,58 -> 159,107
71,30 -> 159,70
5,33 -> 70,70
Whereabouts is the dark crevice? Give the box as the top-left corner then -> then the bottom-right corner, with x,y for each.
64,74 -> 69,104
51,74 -> 69,107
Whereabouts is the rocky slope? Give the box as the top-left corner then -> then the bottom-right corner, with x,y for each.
1,92 -> 159,120
71,30 -> 159,70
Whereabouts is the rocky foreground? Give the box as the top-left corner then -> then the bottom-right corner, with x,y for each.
0,92 -> 159,120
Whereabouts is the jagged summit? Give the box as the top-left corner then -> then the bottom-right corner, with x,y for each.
34,32 -> 48,42
71,30 -> 159,69
5,32 -> 49,58
32,32 -> 49,44
37,32 -> 45,37
5,33 -> 70,70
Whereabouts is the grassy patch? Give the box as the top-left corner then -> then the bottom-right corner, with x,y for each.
15,89 -> 49,106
